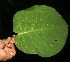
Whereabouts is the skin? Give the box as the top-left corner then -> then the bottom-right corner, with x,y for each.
0,35 -> 16,61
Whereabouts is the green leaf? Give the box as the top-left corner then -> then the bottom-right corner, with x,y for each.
13,5 -> 68,57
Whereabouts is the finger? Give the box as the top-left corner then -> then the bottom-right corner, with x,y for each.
5,43 -> 16,53
10,35 -> 15,44
3,37 -> 11,45
4,44 -> 16,57
0,49 -> 12,61
0,49 -> 6,61
10,38 -> 15,44
6,43 -> 14,48
0,40 -> 2,41
0,40 -> 5,49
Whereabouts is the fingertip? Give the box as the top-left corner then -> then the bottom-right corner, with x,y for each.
13,35 -> 15,37
7,37 -> 11,41
3,37 -> 11,45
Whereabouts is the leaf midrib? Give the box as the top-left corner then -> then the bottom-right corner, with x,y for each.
18,29 -> 43,35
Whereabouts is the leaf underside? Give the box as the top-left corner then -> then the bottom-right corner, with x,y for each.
13,5 -> 68,57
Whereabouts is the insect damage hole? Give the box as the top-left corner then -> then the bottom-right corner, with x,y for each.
55,40 -> 57,41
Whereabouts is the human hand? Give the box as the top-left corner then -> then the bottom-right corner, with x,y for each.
0,35 -> 16,61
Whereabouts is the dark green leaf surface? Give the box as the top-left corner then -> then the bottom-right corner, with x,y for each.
13,5 -> 68,57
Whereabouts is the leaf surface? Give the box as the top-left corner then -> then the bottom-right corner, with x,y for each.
13,5 -> 68,57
